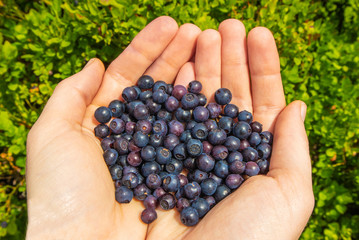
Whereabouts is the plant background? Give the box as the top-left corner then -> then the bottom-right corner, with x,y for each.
0,0 -> 358,239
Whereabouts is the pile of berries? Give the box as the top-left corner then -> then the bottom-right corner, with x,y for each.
94,75 -> 272,226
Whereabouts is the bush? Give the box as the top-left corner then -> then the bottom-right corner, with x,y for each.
0,0 -> 358,239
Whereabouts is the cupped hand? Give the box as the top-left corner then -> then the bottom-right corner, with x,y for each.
26,17 -> 314,240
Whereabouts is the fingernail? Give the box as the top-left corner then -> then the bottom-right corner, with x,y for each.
84,58 -> 95,69
300,102 -> 307,122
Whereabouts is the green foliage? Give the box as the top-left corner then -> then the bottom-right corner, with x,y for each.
0,0 -> 358,239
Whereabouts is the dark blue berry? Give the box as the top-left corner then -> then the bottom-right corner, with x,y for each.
95,106 -> 112,123
225,174 -> 244,189
149,133 -> 164,147
120,113 -> 133,123
133,131 -> 149,147
127,101 -> 144,115
155,147 -> 171,164
153,187 -> 166,199
233,121 -> 252,140
224,136 -> 241,152
181,93 -> 199,110
153,80 -> 168,92
137,75 -> 154,89
168,120 -> 185,136
208,128 -> 227,145
196,153 -> 215,172
135,120 -> 152,135
127,151 -> 142,167
141,208 -> 157,224
103,149 -> 118,166
162,174 -> 180,192
214,184 -> 231,202
250,121 -> 263,133
193,106 -> 209,122
186,139 -> 203,157
109,164 -> 123,180
242,147 -> 259,162
165,158 -> 183,174
133,104 -> 149,120
108,100 -> 125,118
256,159 -> 269,174
139,90 -> 153,102
183,157 -> 196,171
173,143 -> 187,160
178,174 -> 189,187
229,160 -> 246,174
218,116 -> 233,134
146,173 -> 162,189
143,195 -> 158,209
141,145 -> 156,161
184,182 -> 201,199
175,108 -> 192,122
180,207 -> 199,226
188,80 -> 202,93
94,124 -> 110,138
122,87 -> 138,102
141,161 -> 161,177
245,161 -> 260,176
211,145 -> 229,161
260,131 -> 273,144
197,93 -> 207,106
203,196 -> 216,209
186,120 -> 197,130
215,88 -> 232,105
156,109 -> 172,122
109,118 -> 125,134
224,104 -> 238,118
128,140 -> 141,152
133,183 -> 151,201
164,134 -> 180,151
191,198 -> 210,218
257,143 -> 272,159
204,119 -> 218,131
180,130 -> 193,143
206,102 -> 221,118
125,121 -> 136,135
200,178 -> 218,196
237,110 -> 253,123
165,96 -> 179,112
133,86 -> 141,97
122,166 -> 139,175
159,193 -> 176,210
176,198 -> 191,212
214,160 -> 229,178
193,169 -> 208,183
248,132 -> 261,147
122,172 -> 139,188
208,173 -> 223,186
146,99 -> 161,114
239,139 -> 250,151
153,89 -> 168,104
202,141 -> 213,155
152,120 -> 168,136
101,137 -> 114,151
191,123 -> 208,140
172,85 -> 187,100
115,186 -> 133,203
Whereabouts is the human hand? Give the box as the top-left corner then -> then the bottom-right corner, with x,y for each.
26,16 -> 202,239
148,20 -> 314,240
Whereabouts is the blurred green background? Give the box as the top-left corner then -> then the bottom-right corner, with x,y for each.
0,0 -> 358,239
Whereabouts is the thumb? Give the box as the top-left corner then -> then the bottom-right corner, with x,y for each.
268,100 -> 312,184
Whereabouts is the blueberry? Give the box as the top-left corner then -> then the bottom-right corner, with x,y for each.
172,85 -> 187,100
180,130 -> 193,143
256,159 -> 269,174
186,120 -> 197,130
208,173 -> 223,186
115,186 -> 133,203
143,195 -> 158,209
183,157 -> 196,171
122,166 -> 139,175
233,121 -> 252,140
125,121 -> 136,135
229,160 -> 246,174
139,90 -> 153,102
191,198 -> 210,218
260,131 -> 273,144
178,174 -> 189,187
94,124 -> 110,138
109,164 -> 123,180
215,88 -> 232,105
202,141 -> 213,155
127,151 -> 142,167
214,160 -> 229,178
224,136 -> 241,152
162,174 -> 180,192
191,123 -> 208,140
250,121 -> 263,133
120,113 -> 133,123
225,174 -> 244,189
156,109 -> 172,122
237,110 -> 253,123
218,116 -> 233,134
108,100 -> 125,118
184,182 -> 201,199
206,102 -> 221,118
239,139 -> 250,151
176,198 -> 191,212
180,207 -> 199,226
101,137 -> 114,151
137,173 -> 145,185
122,87 -> 138,102
153,187 -> 166,199
146,99 -> 161,114
135,120 -> 152,134
208,128 -> 227,145
141,208 -> 157,224
165,96 -> 179,112
197,93 -> 207,106
133,183 -> 151,201
168,120 -> 185,136
196,153 -> 215,172
141,145 -> 156,161
133,86 -> 141,97
165,158 -> 183,174
126,100 -> 143,116
193,169 -> 208,183
248,132 -> 261,147
175,187 -> 184,199
242,147 -> 259,162
133,131 -> 149,147
200,178 -> 218,196
137,75 -> 154,89
211,145 -> 229,161
203,196 -> 216,209
173,143 -> 187,160
245,161 -> 260,176
204,119 -> 218,131
128,140 -> 141,152
122,172 -> 139,188
94,106 -> 112,123
109,118 -> 125,134
188,80 -> 202,93
152,120 -> 168,136
155,147 -> 172,164
146,173 -> 162,189
175,108 -> 192,122
193,106 -> 210,122
117,155 -> 128,167
257,143 -> 272,159
141,161 -> 161,177
213,184 -> 231,202
163,134 -> 180,151
185,139 -> 202,157
223,104 -> 238,118
153,89 -> 169,104
133,104 -> 150,120
181,93 -> 199,110
103,149 -> 118,166
159,193 -> 176,210
153,80 -> 168,92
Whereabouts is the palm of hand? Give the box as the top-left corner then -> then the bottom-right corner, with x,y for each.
26,17 -> 314,240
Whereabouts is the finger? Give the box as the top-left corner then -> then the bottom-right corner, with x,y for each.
218,19 -> 252,111
33,58 -> 105,131
195,29 -> 221,101
268,101 -> 312,184
93,16 -> 178,105
145,24 -> 201,83
174,62 -> 196,87
248,27 -> 286,131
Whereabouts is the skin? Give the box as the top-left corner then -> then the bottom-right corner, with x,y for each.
26,16 -> 314,240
